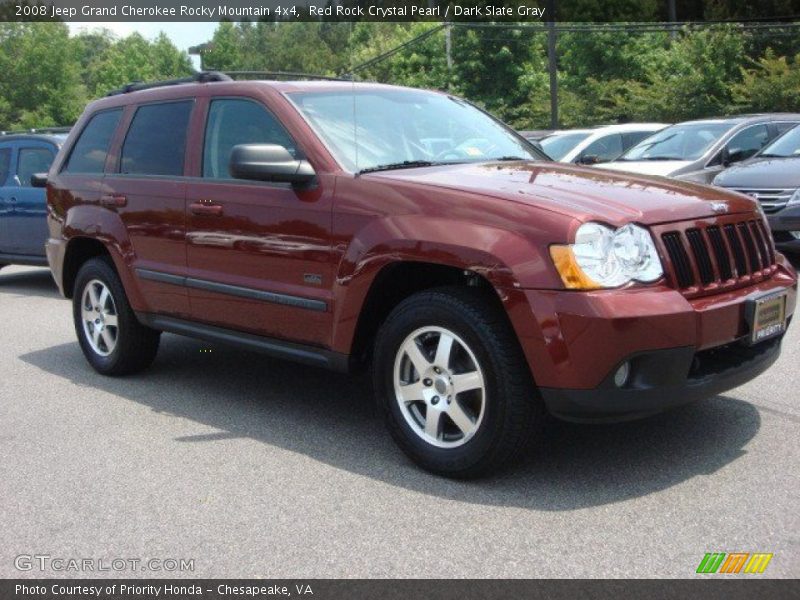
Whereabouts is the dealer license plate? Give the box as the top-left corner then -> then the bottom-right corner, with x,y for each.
748,291 -> 788,345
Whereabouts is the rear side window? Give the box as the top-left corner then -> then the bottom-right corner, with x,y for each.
17,147 -> 55,187
203,98 -> 297,179
0,148 -> 11,184
120,101 -> 193,176
64,109 -> 122,174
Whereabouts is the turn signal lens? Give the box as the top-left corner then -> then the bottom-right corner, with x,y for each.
549,245 -> 602,289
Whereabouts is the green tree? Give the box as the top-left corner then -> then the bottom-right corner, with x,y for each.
731,50 -> 800,112
0,22 -> 86,129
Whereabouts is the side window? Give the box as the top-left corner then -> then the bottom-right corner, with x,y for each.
0,148 -> 11,185
774,122 -> 798,136
581,134 -> 623,163
203,98 -> 297,179
622,131 -> 655,151
17,147 -> 55,187
120,101 -> 193,176
726,124 -> 769,161
64,109 -> 122,174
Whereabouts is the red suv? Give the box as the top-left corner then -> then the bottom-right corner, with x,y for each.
40,73 -> 797,477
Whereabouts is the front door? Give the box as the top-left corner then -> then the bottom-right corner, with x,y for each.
185,97 -> 333,346
8,142 -> 56,256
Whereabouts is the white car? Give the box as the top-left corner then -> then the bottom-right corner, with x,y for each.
537,123 -> 668,165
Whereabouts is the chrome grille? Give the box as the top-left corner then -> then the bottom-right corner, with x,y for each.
731,188 -> 795,214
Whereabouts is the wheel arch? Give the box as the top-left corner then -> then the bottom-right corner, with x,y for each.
331,215 -> 553,368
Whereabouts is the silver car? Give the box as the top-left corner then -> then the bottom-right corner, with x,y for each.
597,114 -> 800,183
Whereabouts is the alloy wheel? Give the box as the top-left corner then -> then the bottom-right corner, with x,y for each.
393,326 -> 486,448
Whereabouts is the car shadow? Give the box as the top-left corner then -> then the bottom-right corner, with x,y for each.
19,335 -> 761,511
0,267 -> 60,299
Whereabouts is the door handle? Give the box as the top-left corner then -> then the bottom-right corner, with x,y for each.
189,201 -> 223,216
9,196 -> 17,203
100,194 -> 127,208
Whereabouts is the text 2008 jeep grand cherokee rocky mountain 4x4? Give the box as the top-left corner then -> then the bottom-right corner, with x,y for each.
38,73 -> 797,477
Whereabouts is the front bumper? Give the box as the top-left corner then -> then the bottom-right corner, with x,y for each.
768,207 -> 800,253
540,336 -> 783,422
504,257 -> 797,422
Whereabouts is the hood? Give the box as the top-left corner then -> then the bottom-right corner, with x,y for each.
713,157 -> 800,190
366,161 -> 757,226
594,160 -> 692,177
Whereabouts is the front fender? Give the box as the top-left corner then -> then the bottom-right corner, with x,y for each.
330,215 -> 559,353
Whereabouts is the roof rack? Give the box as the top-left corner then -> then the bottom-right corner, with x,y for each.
105,71 -> 232,96
0,126 -> 71,136
224,71 -> 352,82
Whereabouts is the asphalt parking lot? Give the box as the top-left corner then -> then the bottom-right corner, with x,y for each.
1,264 -> 798,579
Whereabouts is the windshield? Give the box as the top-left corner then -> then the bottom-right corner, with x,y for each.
758,125 -> 800,158
540,132 -> 591,160
288,88 -> 541,172
620,122 -> 734,161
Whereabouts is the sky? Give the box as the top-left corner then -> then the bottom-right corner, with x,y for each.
67,22 -> 220,70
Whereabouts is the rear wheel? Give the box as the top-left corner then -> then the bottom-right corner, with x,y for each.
73,257 -> 160,375
374,286 -> 543,478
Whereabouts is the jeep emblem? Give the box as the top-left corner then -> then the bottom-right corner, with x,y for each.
711,202 -> 728,213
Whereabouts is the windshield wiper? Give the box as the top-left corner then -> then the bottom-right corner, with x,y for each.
357,160 -> 438,175
491,156 -> 528,161
636,155 -> 685,161
757,153 -> 788,158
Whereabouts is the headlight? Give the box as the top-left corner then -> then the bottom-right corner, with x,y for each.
550,222 -> 664,289
788,188 -> 800,206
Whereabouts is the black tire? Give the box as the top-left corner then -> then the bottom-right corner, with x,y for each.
374,286 -> 544,478
73,256 -> 160,376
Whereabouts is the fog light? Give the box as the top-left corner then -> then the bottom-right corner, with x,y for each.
790,231 -> 800,240
613,362 -> 630,387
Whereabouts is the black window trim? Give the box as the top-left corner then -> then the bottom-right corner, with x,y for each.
114,97 -> 196,177
200,95 -> 304,182
60,107 -> 124,175
0,146 -> 13,186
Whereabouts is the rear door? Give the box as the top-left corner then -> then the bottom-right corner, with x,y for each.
103,99 -> 194,318
7,141 -> 56,256
0,143 -> 13,254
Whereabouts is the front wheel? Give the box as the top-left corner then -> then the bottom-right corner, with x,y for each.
73,257 -> 160,375
374,287 -> 543,478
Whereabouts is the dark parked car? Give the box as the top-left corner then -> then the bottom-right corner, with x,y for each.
714,124 -> 800,253
41,74 -> 796,477
0,128 -> 68,271
599,114 -> 800,182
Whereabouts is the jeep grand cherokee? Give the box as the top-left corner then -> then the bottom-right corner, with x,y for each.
39,73 -> 797,477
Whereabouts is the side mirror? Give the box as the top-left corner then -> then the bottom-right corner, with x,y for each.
719,147 -> 731,167
578,154 -> 600,165
229,144 -> 315,186
726,148 -> 748,165
31,173 -> 48,188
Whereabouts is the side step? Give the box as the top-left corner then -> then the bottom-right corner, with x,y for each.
136,313 -> 350,373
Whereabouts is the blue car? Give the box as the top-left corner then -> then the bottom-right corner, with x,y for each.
0,129 -> 69,271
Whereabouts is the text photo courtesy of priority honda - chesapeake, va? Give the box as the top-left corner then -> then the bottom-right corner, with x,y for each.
0,1 -> 799,598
